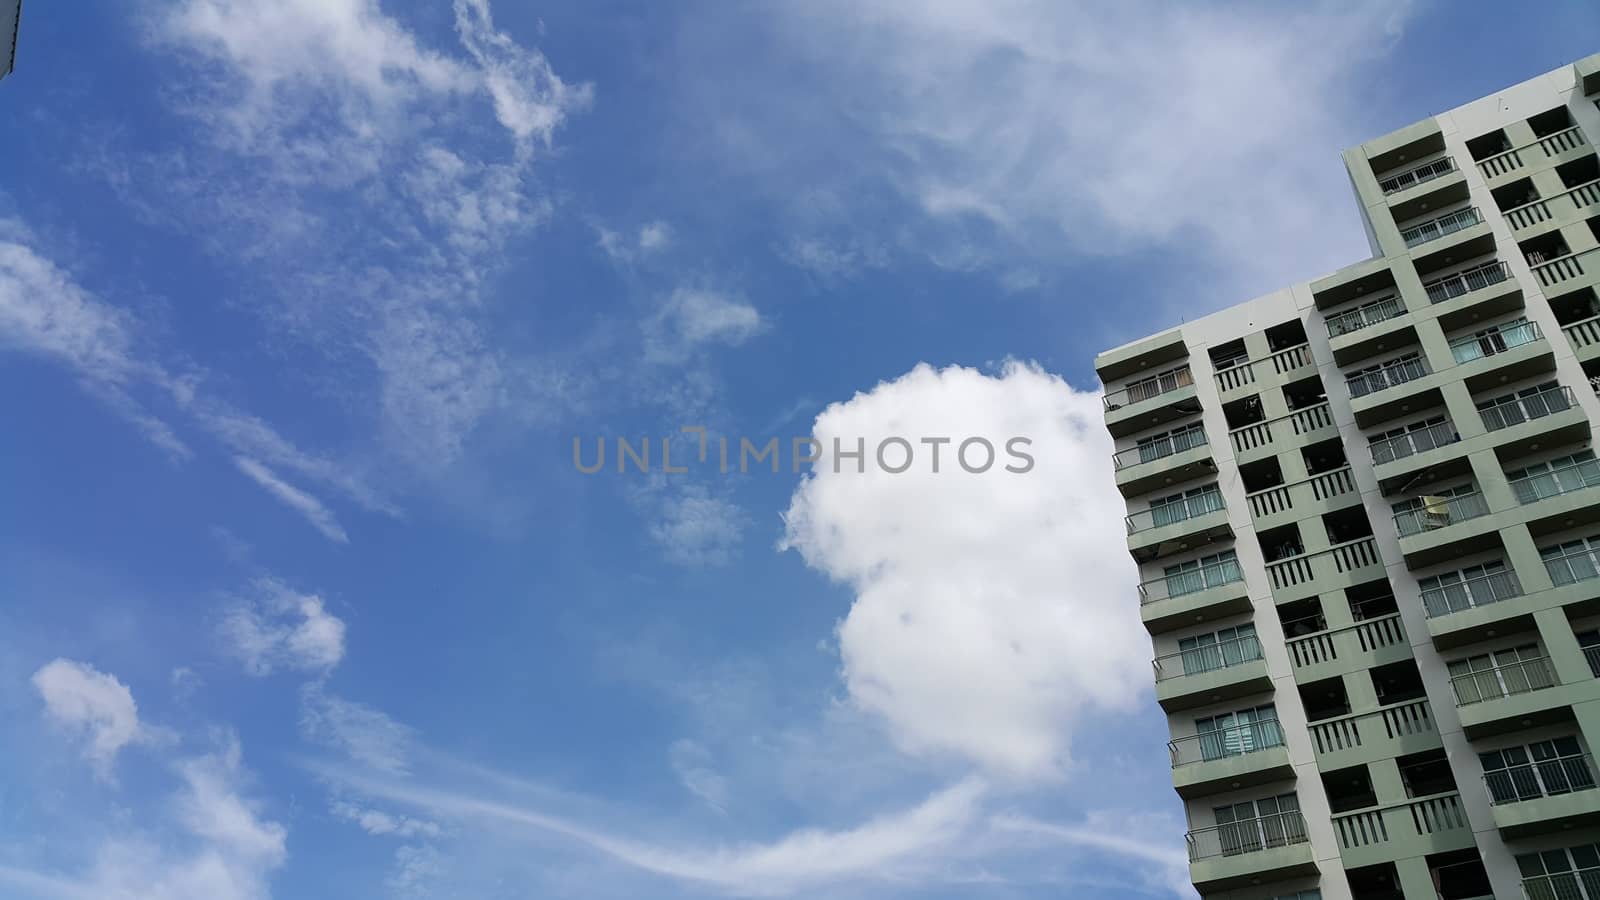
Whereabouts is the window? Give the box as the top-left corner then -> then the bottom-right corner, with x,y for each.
1135,423 -> 1205,465
1177,622 -> 1258,676
1541,533 -> 1600,585
1478,380 -> 1570,429
1162,549 -> 1241,598
1451,316 -> 1535,363
1194,704 -> 1282,761
1448,644 -> 1553,704
1418,561 -> 1513,616
1517,843 -> 1600,900
1213,793 -> 1304,857
1149,484 -> 1223,528
1508,450 -> 1600,502
1481,736 -> 1596,804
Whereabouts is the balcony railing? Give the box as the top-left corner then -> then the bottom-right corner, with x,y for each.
1113,427 -> 1207,470
1186,811 -> 1308,861
1228,402 -> 1333,455
1479,386 -> 1576,432
1402,206 -> 1481,247
1586,645 -> 1600,678
1139,559 -> 1246,604
1214,344 -> 1313,393
1450,656 -> 1557,706
1380,157 -> 1455,195
1127,492 -> 1226,534
1511,458 -> 1600,504
1308,699 -> 1433,756
1370,421 -> 1458,466
1264,537 -> 1381,590
1421,570 -> 1522,618
1542,547 -> 1600,587
1245,467 -> 1355,520
1522,865 -> 1600,900
1562,313 -> 1600,350
1326,296 -> 1405,338
1503,178 -> 1600,231
1169,720 -> 1286,767
1332,793 -> 1467,854
1423,261 -> 1510,304
1286,612 -> 1404,669
1484,752 -> 1597,805
1153,635 -> 1262,681
1530,247 -> 1599,289
1394,491 -> 1490,537
1105,366 -> 1193,411
1347,357 -> 1430,399
1448,320 -> 1542,364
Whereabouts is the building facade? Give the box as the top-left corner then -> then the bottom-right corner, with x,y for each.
1098,54 -> 1600,900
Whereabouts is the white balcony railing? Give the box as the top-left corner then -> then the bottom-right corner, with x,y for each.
1421,570 -> 1522,618
1394,491 -> 1490,537
1423,261 -> 1510,304
1379,157 -> 1455,195
1478,385 -> 1576,432
1370,421 -> 1458,466
1326,296 -> 1405,339
1448,320 -> 1542,364
1347,356 -> 1429,399
1401,206 -> 1481,247
1104,366 -> 1193,411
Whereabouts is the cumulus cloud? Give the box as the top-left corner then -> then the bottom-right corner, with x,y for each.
31,659 -> 143,778
781,362 -> 1146,780
220,580 -> 348,675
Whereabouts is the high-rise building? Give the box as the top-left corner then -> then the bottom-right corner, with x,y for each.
1098,54 -> 1600,900
2,0 -> 19,82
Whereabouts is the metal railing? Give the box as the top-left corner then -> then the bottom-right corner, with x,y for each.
1541,547 -> 1600,587
1139,559 -> 1245,604
1126,491 -> 1225,534
1421,570 -> 1522,618
1104,366 -> 1193,411
1484,752 -> 1597,805
1153,635 -> 1262,681
1326,296 -> 1404,338
1510,458 -> 1600,504
1169,720 -> 1285,767
1450,656 -> 1557,706
1521,865 -> 1600,900
1186,811 -> 1308,861
1112,427 -> 1207,470
1423,261 -> 1510,304
1379,157 -> 1455,194
1586,645 -> 1600,678
1347,356 -> 1429,399
1449,320 -> 1542,364
1479,386 -> 1576,432
1370,421 -> 1458,466
1402,206 -> 1481,247
1393,491 -> 1490,537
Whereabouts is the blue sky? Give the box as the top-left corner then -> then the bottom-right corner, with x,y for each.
1,3 -> 1598,899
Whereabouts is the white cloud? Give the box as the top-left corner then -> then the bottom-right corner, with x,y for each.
300,685 -> 414,775
644,484 -> 746,567
311,759 -> 986,897
31,659 -> 142,779
637,221 -> 672,252
781,362 -> 1146,780
233,457 -> 350,544
780,235 -> 890,279
331,800 -> 442,838
668,739 -> 729,812
700,1 -> 1414,300
0,736 -> 288,900
220,580 -> 347,676
647,288 -> 765,362
993,813 -> 1194,899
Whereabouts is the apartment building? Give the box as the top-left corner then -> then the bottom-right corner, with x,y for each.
1097,55 -> 1600,900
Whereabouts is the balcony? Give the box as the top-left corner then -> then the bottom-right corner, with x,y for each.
1285,613 -> 1409,682
1522,865 -> 1600,900
1483,752 -> 1600,838
1262,537 -> 1383,598
1113,426 -> 1214,498
1423,261 -> 1512,306
1186,811 -> 1314,893
1479,385 -> 1581,434
1450,655 -> 1566,737
1530,247 -> 1600,292
1371,420 -> 1460,469
1327,295 -> 1405,339
1245,467 -> 1359,531
1348,356 -> 1429,400
1394,491 -> 1495,565
1214,343 -> 1314,395
1402,207 -> 1482,248
1380,157 -> 1456,195
1139,558 -> 1250,634
1561,313 -> 1600,364
1229,402 -> 1336,462
1422,569 -> 1523,618
1126,493 -> 1232,563
1331,793 -> 1473,870
1153,635 -> 1270,712
1448,320 -> 1543,367
1169,720 -> 1293,798
1587,644 -> 1600,679
1504,178 -> 1600,233
1510,458 -> 1600,521
1309,699 -> 1439,770
1477,126 -> 1588,181
1104,365 -> 1199,437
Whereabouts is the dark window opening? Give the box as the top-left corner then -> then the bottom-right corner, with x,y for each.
1240,457 -> 1284,494
1557,154 -> 1599,190
1491,177 -> 1539,212
1397,749 -> 1458,797
1258,524 -> 1304,563
1521,230 -> 1571,266
1265,319 -> 1309,352
1429,850 -> 1493,900
1302,438 -> 1347,476
1283,376 -> 1328,412
1321,764 -> 1377,813
1347,861 -> 1403,900
1278,596 -> 1326,639
1370,660 -> 1426,706
1223,395 -> 1265,430
1346,580 -> 1398,621
1209,338 -> 1249,371
1548,286 -> 1600,326
1323,506 -> 1374,545
1528,105 -> 1574,138
1299,675 -> 1350,722
1466,129 -> 1512,161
